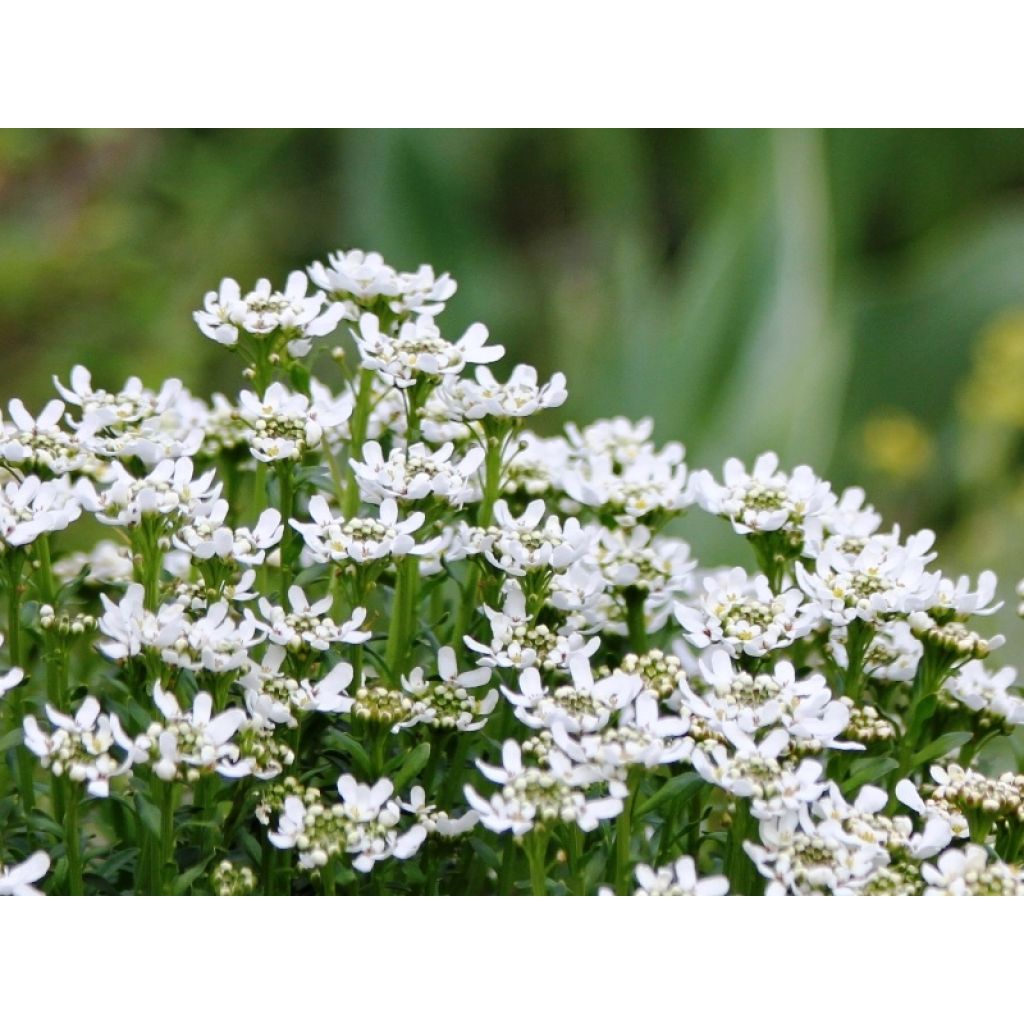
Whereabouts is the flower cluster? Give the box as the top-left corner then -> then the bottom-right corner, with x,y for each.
1,240 -> 1022,897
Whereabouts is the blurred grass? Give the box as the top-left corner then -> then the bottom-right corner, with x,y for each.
2,128 -> 1024,629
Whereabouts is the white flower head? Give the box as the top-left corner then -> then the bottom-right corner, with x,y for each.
291,496 -> 431,564
194,272 -> 345,355
355,312 -> 503,389
692,452 -> 835,538
440,364 -> 567,421
397,646 -> 495,732
351,440 -> 484,508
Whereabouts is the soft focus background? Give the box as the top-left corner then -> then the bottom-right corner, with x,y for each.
2,128 -> 1023,637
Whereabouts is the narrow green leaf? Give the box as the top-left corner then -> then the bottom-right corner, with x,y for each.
134,793 -> 162,842
841,757 -> 898,794
173,857 -> 214,895
330,732 -> 372,775
391,743 -> 431,792
637,772 -> 703,817
912,732 -> 974,769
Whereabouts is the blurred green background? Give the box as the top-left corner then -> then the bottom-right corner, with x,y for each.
2,128 -> 1023,629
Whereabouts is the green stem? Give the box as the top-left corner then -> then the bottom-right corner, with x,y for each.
496,836 -> 517,895
478,436 -> 504,529
385,556 -> 419,683
624,587 -> 648,654
160,781 -> 176,895
726,800 -> 759,895
5,559 -> 35,817
320,863 -> 336,896
277,463 -> 295,598
842,619 -> 873,700
136,520 -> 162,612
65,785 -> 83,896
615,771 -> 640,894
527,830 -> 549,896
343,368 -> 376,518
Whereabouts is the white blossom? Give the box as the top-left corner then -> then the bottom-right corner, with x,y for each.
350,440 -> 483,507
355,312 -> 503,389
0,852 -> 51,897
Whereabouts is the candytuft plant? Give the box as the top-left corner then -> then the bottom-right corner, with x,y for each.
1,246 -> 1023,896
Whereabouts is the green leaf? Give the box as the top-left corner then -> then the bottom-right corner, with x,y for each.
581,850 -> 608,894
907,694 -> 938,736
329,732 -> 372,776
468,837 -> 499,872
637,772 -> 703,818
841,757 -> 898,794
912,732 -> 974,769
0,728 -> 26,753
26,810 -> 64,838
391,743 -> 431,792
239,830 -> 262,865
134,793 -> 162,842
173,857 -> 214,895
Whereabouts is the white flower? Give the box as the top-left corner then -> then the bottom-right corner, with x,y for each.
308,249 -> 401,307
270,775 -> 426,873
257,585 -> 370,652
674,568 -> 817,659
894,779 -> 970,843
350,440 -> 484,507
160,601 -> 263,674
291,496 -> 428,564
355,312 -> 503,389
591,525 -> 695,594
796,533 -> 939,627
565,416 -> 679,467
141,685 -> 249,782
502,657 -> 641,734
691,451 -> 835,537
0,851 -> 51,896
54,365 -> 182,430
397,646 -> 495,732
468,499 -> 589,577
239,648 -> 355,726
465,739 -> 625,836
439,364 -> 567,420
629,856 -> 729,896
802,486 -> 884,557
194,272 -> 345,355
400,786 -> 478,838
744,810 -> 888,895
0,474 -> 82,548
813,782 -> 951,861
692,728 -> 825,817
23,697 -> 131,797
97,584 -> 184,661
82,457 -> 219,527
554,691 -> 692,770
310,248 -> 455,318
238,382 -> 350,462
682,651 -> 856,750
1,398 -> 88,475
944,661 -> 1024,725
928,570 -> 1002,618
464,580 -> 600,671
922,845 -> 1024,896
563,444 -> 690,526
174,502 -> 283,564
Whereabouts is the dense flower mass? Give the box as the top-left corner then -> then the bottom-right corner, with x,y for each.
1,242 -> 1022,897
